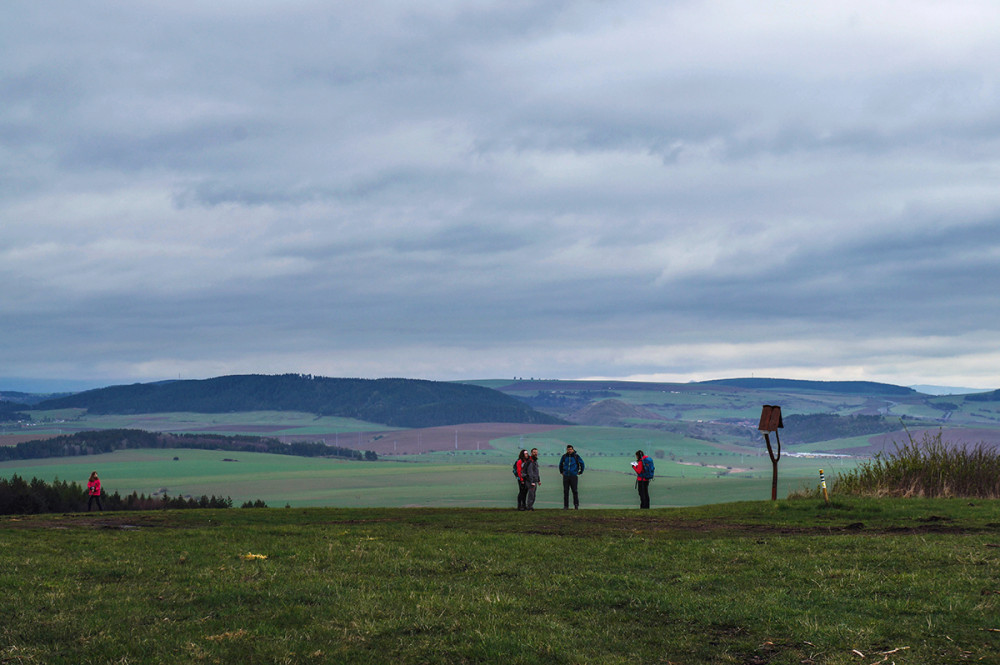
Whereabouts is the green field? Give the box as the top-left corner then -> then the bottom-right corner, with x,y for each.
11,410 -> 390,438
0,443 -> 854,509
2,409 -> 868,508
2,500 -> 998,664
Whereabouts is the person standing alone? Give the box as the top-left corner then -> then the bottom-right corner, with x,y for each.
87,471 -> 103,512
523,448 -> 541,511
558,445 -> 585,509
633,450 -> 653,509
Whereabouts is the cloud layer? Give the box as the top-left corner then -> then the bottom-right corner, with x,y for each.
4,1 -> 1000,389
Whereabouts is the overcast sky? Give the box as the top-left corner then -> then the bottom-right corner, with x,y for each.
4,1 -> 1000,392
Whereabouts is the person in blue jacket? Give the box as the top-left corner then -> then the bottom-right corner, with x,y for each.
558,445 -> 585,509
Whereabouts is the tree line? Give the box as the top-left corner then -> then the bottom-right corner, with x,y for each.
0,474 -> 269,516
0,429 -> 378,462
0,400 -> 30,422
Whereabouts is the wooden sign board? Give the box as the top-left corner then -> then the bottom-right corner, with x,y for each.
758,405 -> 783,432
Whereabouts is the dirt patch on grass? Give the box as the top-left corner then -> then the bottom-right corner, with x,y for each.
0,512 -> 196,530
5,506 -> 997,538
490,513 -> 1000,539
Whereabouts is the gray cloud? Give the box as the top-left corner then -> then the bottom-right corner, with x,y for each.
3,1 -> 1000,389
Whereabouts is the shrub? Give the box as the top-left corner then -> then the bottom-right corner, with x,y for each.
834,429 -> 1000,498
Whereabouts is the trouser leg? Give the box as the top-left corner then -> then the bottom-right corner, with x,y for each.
565,475 -> 579,508
525,484 -> 537,510
517,482 -> 527,510
638,482 -> 650,509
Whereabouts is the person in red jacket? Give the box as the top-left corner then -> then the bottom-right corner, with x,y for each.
633,450 -> 653,509
87,471 -> 103,512
514,449 -> 529,510
523,448 -> 541,511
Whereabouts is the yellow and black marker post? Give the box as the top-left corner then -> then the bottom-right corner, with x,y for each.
819,469 -> 829,503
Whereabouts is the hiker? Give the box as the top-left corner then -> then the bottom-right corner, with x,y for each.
633,450 -> 654,509
523,448 -> 541,511
558,444 -> 585,509
514,449 -> 529,510
87,471 -> 104,512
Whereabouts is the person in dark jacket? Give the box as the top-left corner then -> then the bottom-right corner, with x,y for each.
523,448 -> 541,511
514,449 -> 529,510
558,445 -> 585,509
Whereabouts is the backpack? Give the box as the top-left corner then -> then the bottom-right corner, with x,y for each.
513,459 -> 521,478
642,456 -> 654,479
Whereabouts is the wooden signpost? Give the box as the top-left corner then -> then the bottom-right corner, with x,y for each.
758,405 -> 783,501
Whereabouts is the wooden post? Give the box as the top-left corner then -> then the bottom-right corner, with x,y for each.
758,405 -> 783,501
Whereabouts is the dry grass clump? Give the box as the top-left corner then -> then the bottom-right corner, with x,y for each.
835,429 -> 1000,498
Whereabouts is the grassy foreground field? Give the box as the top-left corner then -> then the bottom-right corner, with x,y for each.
2,499 -> 998,664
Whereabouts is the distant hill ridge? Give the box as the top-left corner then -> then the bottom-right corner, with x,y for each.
701,378 -> 917,395
496,377 -> 919,395
37,374 -> 564,428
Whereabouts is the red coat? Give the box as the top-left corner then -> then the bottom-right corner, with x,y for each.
88,479 -> 101,496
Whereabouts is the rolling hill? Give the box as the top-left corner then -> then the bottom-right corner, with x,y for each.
485,376 -> 1000,454
35,374 -> 564,428
13,374 -> 1000,457
699,377 -> 918,395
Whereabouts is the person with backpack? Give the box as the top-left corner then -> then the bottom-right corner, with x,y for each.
558,445 -> 585,509
523,448 -> 541,511
513,449 -> 529,510
633,450 -> 653,509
